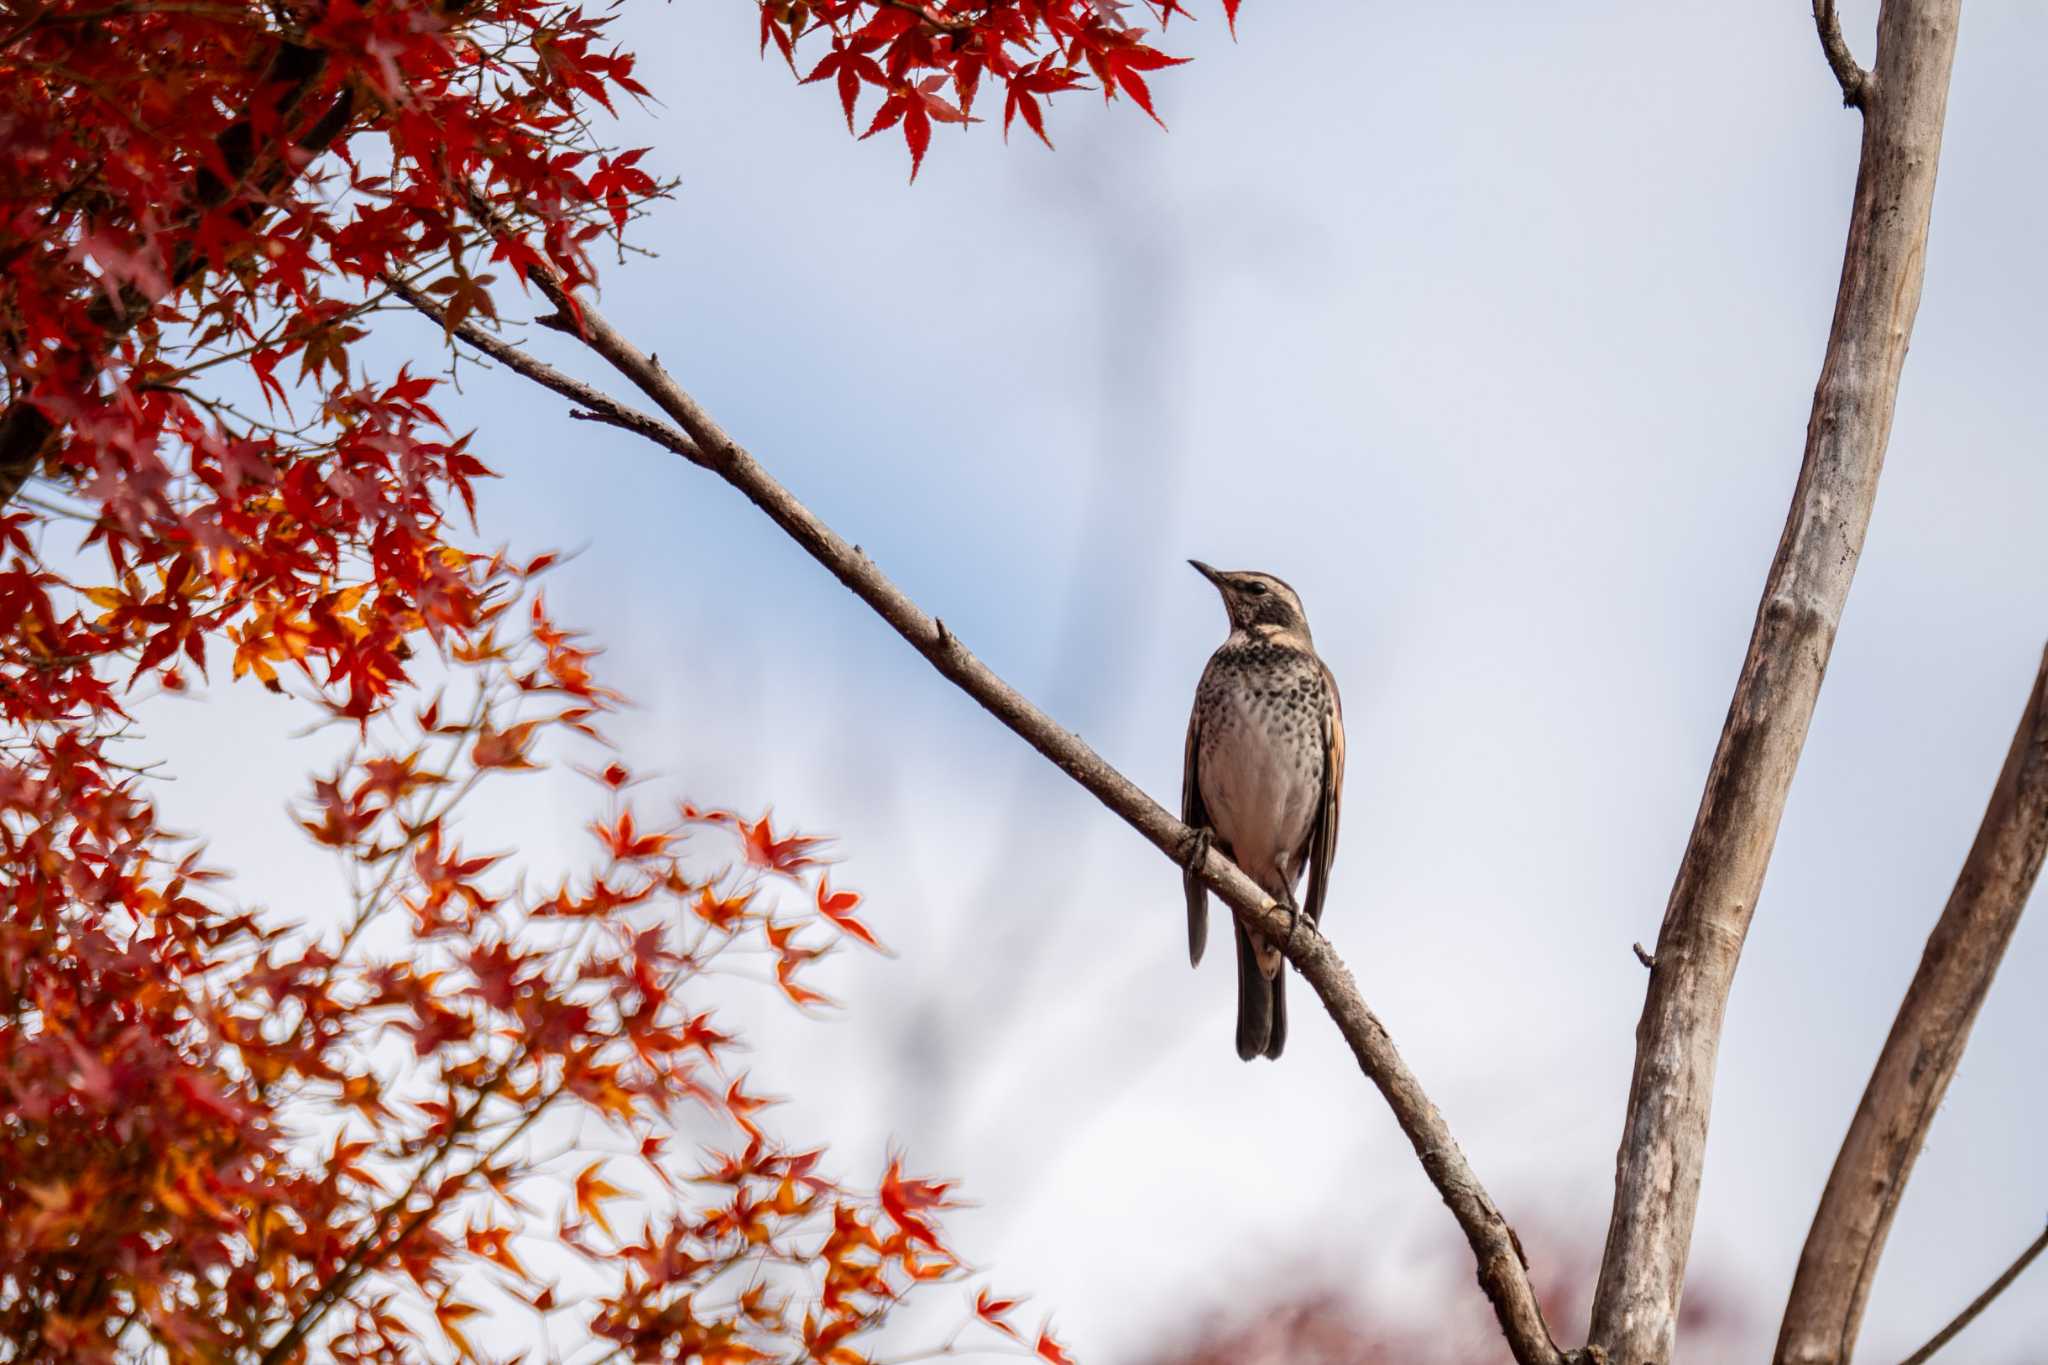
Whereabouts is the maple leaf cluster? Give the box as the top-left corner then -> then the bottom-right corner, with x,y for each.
2,0 -> 667,731
761,0 -> 1227,177
7,561 -> 1069,1361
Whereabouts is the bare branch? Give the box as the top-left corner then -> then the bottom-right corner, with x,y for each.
1589,3 -> 1962,1360
382,277 -> 709,470
1897,1222 -> 2048,1365
1775,646 -> 2048,1365
1814,0 -> 1871,107
422,264 -> 1572,1365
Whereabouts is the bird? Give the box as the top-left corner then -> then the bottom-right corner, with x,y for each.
1181,560 -> 1345,1061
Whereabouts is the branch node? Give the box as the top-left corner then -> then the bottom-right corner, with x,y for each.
1813,0 -> 1870,108
1632,942 -> 1656,970
534,309 -> 575,334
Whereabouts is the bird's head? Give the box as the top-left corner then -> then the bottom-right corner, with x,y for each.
1189,561 -> 1312,642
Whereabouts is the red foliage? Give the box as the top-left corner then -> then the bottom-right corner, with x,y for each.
3,557 -> 1039,1360
762,0 -> 1204,176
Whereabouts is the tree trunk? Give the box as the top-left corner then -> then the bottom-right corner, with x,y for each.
1587,3 -> 1962,1361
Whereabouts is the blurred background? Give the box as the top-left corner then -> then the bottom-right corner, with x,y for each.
142,0 -> 2047,1358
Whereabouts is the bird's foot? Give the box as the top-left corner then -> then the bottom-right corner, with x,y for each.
1280,887 -> 1306,956
1180,825 -> 1212,876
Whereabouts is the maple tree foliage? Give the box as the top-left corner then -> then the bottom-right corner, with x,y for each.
761,0 -> 1205,177
7,560 -> 1056,1361
0,0 -> 1228,1356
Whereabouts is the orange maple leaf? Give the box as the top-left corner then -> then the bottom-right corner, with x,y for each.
974,1287 -> 1022,1339
1035,1321 -> 1076,1365
435,1297 -> 483,1359
814,875 -> 886,952
472,719 -> 540,769
573,1160 -> 626,1238
737,811 -> 828,876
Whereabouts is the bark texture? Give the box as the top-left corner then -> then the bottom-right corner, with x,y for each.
1775,648 -> 2048,1365
1587,4 -> 1961,1361
399,278 -> 1574,1365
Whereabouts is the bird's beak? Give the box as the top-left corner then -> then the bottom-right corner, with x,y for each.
1188,559 -> 1224,588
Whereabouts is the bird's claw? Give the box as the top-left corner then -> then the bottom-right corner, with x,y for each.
1181,825 -> 1212,875
1280,888 -> 1305,956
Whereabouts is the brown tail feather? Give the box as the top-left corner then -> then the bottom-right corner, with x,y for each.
1233,919 -> 1284,1061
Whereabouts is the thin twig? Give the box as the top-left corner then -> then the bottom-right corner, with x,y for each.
1814,0 -> 1870,107
382,276 -> 709,471
1897,1223 -> 2048,1365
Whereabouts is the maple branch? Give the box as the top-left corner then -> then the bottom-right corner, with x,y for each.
257,1044 -> 557,1363
1588,4 -> 1960,1360
1774,645 -> 2048,1365
1814,0 -> 1871,107
1896,1221 -> 2048,1365
407,276 -> 1572,1365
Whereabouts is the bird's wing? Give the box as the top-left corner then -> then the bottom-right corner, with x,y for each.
1182,686 -> 1210,967
1301,660 -> 1345,928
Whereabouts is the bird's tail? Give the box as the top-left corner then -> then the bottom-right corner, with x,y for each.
1233,919 -> 1286,1061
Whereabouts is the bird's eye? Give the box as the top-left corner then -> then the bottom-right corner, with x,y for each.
1243,582 -> 1269,597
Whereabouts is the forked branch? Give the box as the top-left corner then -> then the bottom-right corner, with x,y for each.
1775,647 -> 2048,1365
1814,0 -> 1871,106
397,278 -> 1572,1365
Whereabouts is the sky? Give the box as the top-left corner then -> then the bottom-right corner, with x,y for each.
143,0 -> 2048,1359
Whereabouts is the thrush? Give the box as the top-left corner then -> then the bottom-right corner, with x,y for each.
1181,561 -> 1345,1061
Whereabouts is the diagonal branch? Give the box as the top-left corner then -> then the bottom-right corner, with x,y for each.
1589,3 -> 1961,1360
1814,0 -> 1871,107
380,277 -> 710,469
395,280 -> 1574,1365
1896,1222 -> 2048,1365
1775,646 -> 2048,1365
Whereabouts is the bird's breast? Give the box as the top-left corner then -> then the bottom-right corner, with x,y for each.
1195,664 -> 1324,893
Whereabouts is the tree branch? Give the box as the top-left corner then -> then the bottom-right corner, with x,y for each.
1774,646 -> 2048,1365
1896,1222 -> 2048,1365
381,277 -> 710,470
1814,0 -> 1871,107
399,275 -> 1573,1365
1588,3 -> 1961,1360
